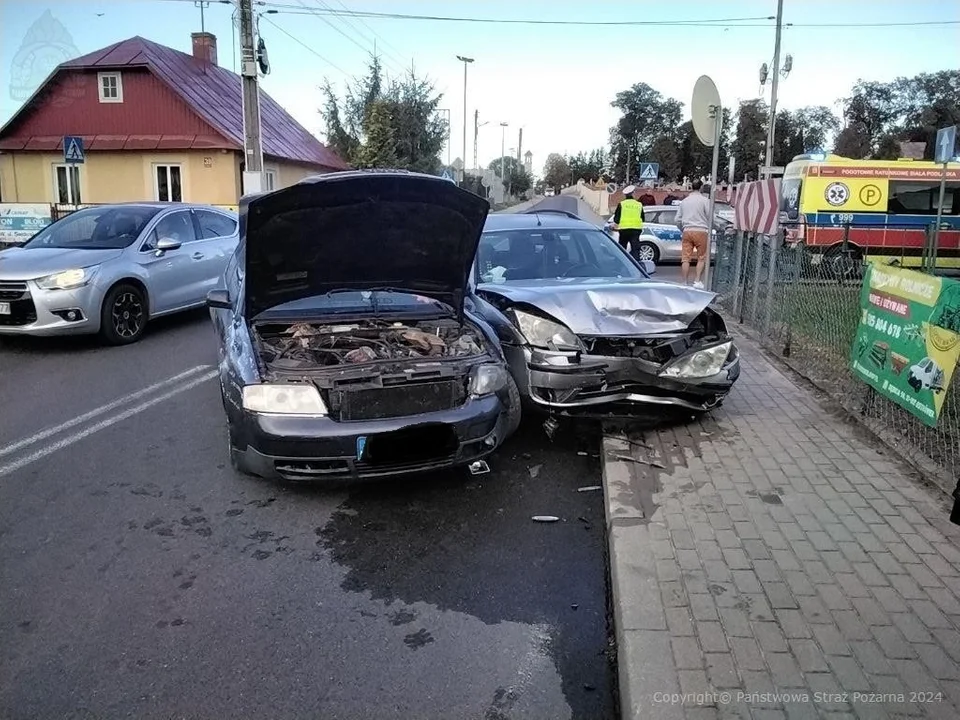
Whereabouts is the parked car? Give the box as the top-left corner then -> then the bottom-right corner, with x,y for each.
604,204 -> 732,264
470,211 -> 740,417
207,170 -> 520,482
0,203 -> 238,344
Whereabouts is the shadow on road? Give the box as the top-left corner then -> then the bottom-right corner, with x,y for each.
309,418 -> 618,719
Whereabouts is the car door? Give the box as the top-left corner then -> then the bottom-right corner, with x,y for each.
192,209 -> 239,303
137,210 -> 204,313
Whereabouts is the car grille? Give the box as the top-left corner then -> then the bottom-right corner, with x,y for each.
0,280 -> 29,301
333,380 -> 465,422
0,281 -> 36,327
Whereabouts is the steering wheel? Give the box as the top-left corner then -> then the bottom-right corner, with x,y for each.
561,262 -> 602,277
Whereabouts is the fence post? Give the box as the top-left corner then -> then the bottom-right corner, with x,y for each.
731,230 -> 743,315
749,232 -> 764,326
781,235 -> 802,357
763,231 -> 779,335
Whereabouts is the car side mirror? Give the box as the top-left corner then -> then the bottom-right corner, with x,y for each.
206,289 -> 232,309
640,259 -> 657,275
155,237 -> 182,256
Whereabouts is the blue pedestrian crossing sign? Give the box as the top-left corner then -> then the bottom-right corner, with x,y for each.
63,136 -> 85,164
637,162 -> 659,181
441,168 -> 454,182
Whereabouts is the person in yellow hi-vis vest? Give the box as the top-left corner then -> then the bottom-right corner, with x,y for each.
611,184 -> 645,261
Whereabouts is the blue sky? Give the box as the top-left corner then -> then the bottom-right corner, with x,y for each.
1,0 -> 958,175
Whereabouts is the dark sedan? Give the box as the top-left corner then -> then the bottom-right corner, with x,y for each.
207,171 -> 520,482
468,211 -> 740,419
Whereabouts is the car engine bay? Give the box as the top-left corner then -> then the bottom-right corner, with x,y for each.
253,319 -> 486,371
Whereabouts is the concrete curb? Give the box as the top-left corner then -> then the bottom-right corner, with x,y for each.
601,431 -> 684,720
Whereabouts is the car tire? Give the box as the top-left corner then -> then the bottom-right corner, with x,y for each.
635,240 -> 660,264
99,283 -> 148,345
503,374 -> 522,440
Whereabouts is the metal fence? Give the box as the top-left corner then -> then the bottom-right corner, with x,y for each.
712,224 -> 960,488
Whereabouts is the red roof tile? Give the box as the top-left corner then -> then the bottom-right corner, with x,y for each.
51,36 -> 348,170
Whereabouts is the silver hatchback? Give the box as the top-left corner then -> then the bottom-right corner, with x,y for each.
0,203 -> 238,344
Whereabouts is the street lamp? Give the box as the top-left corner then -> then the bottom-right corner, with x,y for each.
500,122 -> 509,197
456,55 -> 474,183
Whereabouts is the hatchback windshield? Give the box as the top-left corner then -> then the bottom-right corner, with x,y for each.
475,228 -> 645,283
24,206 -> 161,250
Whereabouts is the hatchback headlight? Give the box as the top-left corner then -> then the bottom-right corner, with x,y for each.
36,265 -> 99,290
242,384 -> 328,415
660,341 -> 733,379
469,364 -> 507,396
510,309 -> 580,349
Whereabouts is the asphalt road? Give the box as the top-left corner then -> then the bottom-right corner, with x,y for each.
0,312 -> 617,720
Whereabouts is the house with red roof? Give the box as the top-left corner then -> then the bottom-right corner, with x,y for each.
0,33 -> 348,208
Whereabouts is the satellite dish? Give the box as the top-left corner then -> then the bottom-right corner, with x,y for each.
257,38 -> 270,75
691,75 -> 722,147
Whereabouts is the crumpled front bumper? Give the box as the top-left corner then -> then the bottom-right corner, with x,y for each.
504,342 -> 740,414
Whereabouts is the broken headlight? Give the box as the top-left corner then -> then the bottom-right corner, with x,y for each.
242,384 -> 328,415
510,309 -> 580,350
469,364 -> 508,396
660,341 -> 733,379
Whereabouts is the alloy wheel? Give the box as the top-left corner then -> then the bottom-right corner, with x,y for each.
112,292 -> 144,339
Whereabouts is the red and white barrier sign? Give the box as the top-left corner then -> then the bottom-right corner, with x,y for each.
733,179 -> 780,234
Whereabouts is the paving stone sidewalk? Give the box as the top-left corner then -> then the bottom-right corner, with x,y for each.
602,335 -> 960,720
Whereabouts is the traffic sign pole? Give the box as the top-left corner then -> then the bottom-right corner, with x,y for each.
703,103 -> 722,289
931,125 -> 957,273
932,163 -> 947,273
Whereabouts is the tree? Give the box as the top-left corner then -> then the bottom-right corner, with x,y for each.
792,106 -> 840,152
731,99 -> 768,181
543,153 -> 572,191
834,123 -> 871,158
320,54 -> 448,172
488,156 -> 530,196
354,100 -> 397,168
608,83 -> 683,182
677,108 -> 732,184
568,149 -> 606,184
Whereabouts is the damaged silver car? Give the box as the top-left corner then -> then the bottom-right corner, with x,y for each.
207,171 -> 520,481
469,212 -> 740,418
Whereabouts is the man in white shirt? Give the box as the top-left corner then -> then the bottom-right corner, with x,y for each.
675,180 -> 712,288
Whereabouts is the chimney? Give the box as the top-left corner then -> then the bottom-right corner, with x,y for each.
191,32 -> 218,65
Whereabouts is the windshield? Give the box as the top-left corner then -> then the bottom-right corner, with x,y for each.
23,206 -> 161,250
475,227 -> 646,283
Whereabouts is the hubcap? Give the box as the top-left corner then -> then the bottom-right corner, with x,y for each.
637,244 -> 656,261
112,292 -> 144,338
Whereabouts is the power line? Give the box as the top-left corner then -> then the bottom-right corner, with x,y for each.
313,0 -> 410,70
327,0 -> 408,64
258,14 -> 351,77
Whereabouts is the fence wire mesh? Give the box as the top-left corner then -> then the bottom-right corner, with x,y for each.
712,228 -> 960,488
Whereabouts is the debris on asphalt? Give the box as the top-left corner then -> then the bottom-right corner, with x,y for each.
577,451 -> 588,456
528,464 -> 542,479
571,603 -> 579,610
531,515 -> 560,523
612,454 -> 664,468
577,485 -> 602,492
543,416 -> 559,441
577,516 -> 590,525
583,683 -> 596,691
468,460 -> 491,475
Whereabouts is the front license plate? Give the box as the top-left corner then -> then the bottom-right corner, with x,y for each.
0,302 -> 10,315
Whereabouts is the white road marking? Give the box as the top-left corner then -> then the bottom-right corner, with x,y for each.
0,365 -> 212,459
0,370 -> 218,478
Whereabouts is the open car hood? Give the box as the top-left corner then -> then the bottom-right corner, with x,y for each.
242,171 -> 490,319
478,278 -> 716,335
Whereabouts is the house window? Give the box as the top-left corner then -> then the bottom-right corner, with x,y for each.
155,164 -> 183,202
264,169 -> 277,191
98,72 -> 123,103
54,164 -> 82,204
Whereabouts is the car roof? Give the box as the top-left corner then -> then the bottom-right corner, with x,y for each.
70,202 -> 232,212
483,212 -> 600,232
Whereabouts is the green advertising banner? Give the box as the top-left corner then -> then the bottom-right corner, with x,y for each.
851,264 -> 960,427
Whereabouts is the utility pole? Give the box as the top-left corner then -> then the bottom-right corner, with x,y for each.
517,128 -> 523,164
473,110 -> 479,171
456,56 -> 474,183
763,0 -> 785,176
500,122 -> 509,200
239,0 -> 263,194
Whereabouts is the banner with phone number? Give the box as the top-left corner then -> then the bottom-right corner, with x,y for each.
851,265 -> 960,427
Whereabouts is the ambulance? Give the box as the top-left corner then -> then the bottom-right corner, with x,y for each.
780,153 -> 960,268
